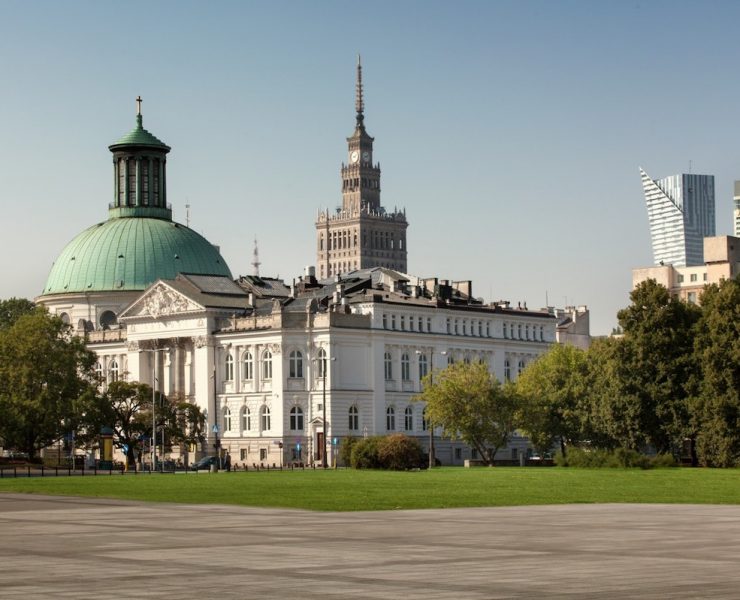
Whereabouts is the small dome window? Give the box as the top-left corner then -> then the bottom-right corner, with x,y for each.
100,311 -> 117,329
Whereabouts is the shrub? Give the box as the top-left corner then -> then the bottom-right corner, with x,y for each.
377,434 -> 424,471
350,436 -> 383,469
650,453 -> 678,468
338,437 -> 358,467
556,447 -> 673,469
350,434 -> 424,470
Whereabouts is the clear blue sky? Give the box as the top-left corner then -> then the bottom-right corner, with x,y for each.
1,0 -> 738,335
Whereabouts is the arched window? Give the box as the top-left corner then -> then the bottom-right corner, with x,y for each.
109,359 -> 119,383
99,310 -> 117,329
384,352 -> 393,380
348,405 -> 359,431
504,359 -> 511,381
539,326 -> 544,341
241,406 -> 250,431
262,350 -> 272,379
243,351 -> 253,380
260,405 -> 271,431
418,354 -> 428,381
518,359 -> 525,376
401,353 -> 410,381
225,353 -> 234,381
386,406 -> 395,431
518,324 -> 522,339
463,355 -> 471,365
447,354 -> 454,366
422,407 -> 429,431
59,312 -> 70,325
94,362 -> 103,382
223,406 -> 232,432
289,350 -> 303,378
317,348 -> 327,378
503,323 -> 508,339
525,325 -> 530,340
290,406 -> 304,430
404,406 -> 413,431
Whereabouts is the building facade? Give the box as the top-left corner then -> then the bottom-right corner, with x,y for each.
734,180 -> 740,238
632,235 -> 740,303
315,57 -> 408,279
84,268 -> 556,467
640,168 -> 715,267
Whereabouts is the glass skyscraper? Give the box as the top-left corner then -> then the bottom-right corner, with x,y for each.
640,168 -> 715,267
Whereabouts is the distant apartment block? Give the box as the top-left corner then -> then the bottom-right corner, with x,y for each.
632,235 -> 740,304
640,168 -> 715,267
734,181 -> 740,237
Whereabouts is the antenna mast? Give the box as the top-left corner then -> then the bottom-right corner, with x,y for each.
251,237 -> 261,276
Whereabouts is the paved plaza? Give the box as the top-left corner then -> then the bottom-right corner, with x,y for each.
2,494 -> 740,598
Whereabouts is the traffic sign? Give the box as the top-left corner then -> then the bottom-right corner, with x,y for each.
212,425 -> 219,434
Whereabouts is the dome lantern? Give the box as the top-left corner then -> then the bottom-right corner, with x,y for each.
108,97 -> 172,220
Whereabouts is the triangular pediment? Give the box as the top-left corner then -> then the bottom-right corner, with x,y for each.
120,280 -> 205,320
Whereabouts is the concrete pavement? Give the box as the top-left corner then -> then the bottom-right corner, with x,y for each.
1,494 -> 739,599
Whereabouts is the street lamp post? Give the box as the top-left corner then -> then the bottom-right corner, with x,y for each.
139,347 -> 169,471
418,349 -> 446,469
317,353 -> 336,468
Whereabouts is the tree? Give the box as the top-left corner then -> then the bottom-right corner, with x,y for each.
613,279 -> 700,454
694,276 -> 740,467
85,383 -> 207,469
586,336 -> 644,450
415,361 -> 516,465
0,310 -> 96,459
515,343 -> 589,457
88,381 -> 153,469
0,297 -> 36,330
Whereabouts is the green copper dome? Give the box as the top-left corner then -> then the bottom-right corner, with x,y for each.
43,218 -> 232,295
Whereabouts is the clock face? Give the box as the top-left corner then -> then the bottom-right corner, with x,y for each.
350,150 -> 359,163
362,151 -> 370,162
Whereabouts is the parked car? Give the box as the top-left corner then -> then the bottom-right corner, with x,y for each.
189,456 -> 218,471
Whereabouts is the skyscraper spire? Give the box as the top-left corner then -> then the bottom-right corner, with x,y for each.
355,54 -> 364,126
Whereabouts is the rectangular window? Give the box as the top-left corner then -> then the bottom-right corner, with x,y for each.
690,273 -> 697,282
127,159 -> 137,205
678,274 -> 684,283
240,449 -> 247,461
259,448 -> 267,461
471,448 -> 478,459
455,448 -> 462,460
426,318 -> 431,332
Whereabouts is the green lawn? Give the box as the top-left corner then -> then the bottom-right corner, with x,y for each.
0,467 -> 738,511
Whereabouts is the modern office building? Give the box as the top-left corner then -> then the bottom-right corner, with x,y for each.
640,168 -> 715,267
315,57 -> 408,279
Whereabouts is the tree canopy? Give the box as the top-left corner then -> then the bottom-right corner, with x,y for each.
0,310 -> 96,459
415,361 -> 516,465
515,343 -> 589,456
0,297 -> 36,331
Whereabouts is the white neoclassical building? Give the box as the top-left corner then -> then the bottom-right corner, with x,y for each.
78,267 -> 556,466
